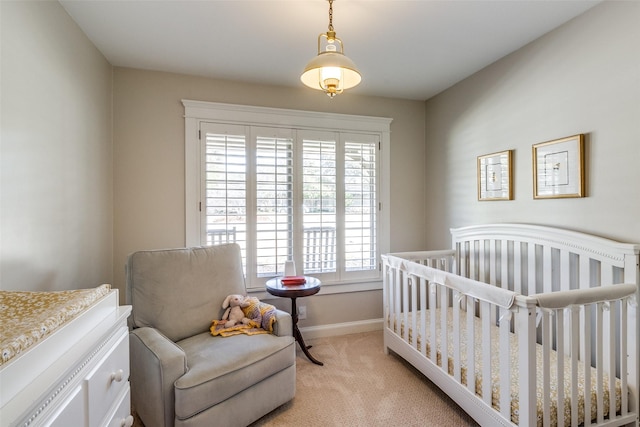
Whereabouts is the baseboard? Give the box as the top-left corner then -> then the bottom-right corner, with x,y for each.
298,318 -> 383,340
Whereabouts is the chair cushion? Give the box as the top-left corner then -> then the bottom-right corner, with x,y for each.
174,332 -> 295,420
126,244 -> 246,342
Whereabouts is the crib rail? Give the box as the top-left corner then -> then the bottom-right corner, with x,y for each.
451,223 -> 640,425
521,285 -> 637,427
383,250 -> 638,427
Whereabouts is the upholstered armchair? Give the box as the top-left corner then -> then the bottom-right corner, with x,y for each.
125,244 -> 296,427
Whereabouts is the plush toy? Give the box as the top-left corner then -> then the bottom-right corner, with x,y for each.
221,294 -> 252,328
241,297 -> 277,332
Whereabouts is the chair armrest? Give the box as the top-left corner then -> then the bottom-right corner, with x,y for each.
271,309 -> 293,337
130,327 -> 187,427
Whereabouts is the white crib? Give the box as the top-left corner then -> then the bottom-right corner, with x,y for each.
382,224 -> 639,427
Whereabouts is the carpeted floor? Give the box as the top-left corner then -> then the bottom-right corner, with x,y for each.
249,330 -> 478,426
134,330 -> 479,426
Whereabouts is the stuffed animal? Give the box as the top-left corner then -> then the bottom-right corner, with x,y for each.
221,294 -> 252,328
241,297 -> 277,333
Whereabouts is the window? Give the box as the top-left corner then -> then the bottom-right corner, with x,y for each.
184,101 -> 391,292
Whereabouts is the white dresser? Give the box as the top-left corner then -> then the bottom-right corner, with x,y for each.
0,288 -> 132,427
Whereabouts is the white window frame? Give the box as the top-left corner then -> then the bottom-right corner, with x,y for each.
183,100 -> 392,295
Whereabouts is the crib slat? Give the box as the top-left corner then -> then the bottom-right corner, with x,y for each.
602,263 -> 614,286
392,267 -> 399,334
453,291 -> 461,382
579,255 -> 590,291
440,286 -> 448,372
498,307 -> 510,420
402,273 -> 410,343
560,250 -> 570,360
579,308 -> 588,424
570,307 -> 579,427
583,306 -> 592,427
480,301 -> 492,406
557,308 -> 566,427
621,297 -> 628,415
528,242 -> 536,295
501,239 -> 509,290
579,256 -> 590,362
466,296 -> 475,394
430,283 -> 437,363
489,240 -> 497,286
514,242 -> 522,294
542,310 -> 552,427
443,255 -> 452,274
597,302 -> 604,423
517,301 -> 538,427
560,250 -> 570,291
420,277 -> 427,356
543,246 -> 553,294
411,275 -> 417,349
609,301 -> 617,420
384,265 -> 390,329
480,240 -> 487,282
601,266 -> 614,413
467,240 -> 478,279
459,242 -> 466,277
623,252 -> 639,419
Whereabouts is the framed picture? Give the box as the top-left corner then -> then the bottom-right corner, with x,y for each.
477,150 -> 513,201
533,134 -> 584,199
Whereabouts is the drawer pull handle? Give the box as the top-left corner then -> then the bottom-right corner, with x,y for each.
110,369 -> 124,382
120,415 -> 134,427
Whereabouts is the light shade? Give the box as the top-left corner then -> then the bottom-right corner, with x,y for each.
301,50 -> 362,97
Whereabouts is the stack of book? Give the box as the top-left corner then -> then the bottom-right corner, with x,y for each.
280,276 -> 306,286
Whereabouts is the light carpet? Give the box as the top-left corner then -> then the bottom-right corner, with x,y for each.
252,330 -> 477,426
134,330 -> 479,426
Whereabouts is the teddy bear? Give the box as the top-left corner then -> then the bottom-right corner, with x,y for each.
221,294 -> 252,328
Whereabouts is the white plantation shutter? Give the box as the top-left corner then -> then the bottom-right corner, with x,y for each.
199,126 -> 379,283
301,132 -> 337,274
202,123 -> 248,269
255,128 -> 294,277
344,137 -> 377,271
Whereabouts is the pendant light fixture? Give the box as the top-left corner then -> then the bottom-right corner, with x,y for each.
300,0 -> 361,98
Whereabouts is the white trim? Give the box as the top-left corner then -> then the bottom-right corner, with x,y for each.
184,117 -> 200,246
183,100 -> 393,133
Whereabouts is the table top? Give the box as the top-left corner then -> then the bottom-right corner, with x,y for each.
265,276 -> 321,298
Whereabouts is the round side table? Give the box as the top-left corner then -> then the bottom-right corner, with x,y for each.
265,276 -> 323,366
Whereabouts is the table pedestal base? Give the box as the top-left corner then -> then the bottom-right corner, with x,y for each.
291,297 -> 323,366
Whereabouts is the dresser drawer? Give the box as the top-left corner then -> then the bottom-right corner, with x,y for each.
49,385 -> 84,427
85,327 -> 130,426
104,385 -> 133,427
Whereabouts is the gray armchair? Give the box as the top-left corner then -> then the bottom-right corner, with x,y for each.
126,244 -> 296,427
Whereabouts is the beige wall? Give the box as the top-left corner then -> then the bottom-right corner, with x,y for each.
113,69 -> 426,323
424,1 -> 640,249
1,1 -> 113,291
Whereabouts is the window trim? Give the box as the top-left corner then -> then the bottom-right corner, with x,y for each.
183,100 -> 392,294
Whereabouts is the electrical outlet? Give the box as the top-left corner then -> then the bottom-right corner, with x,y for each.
298,305 -> 307,320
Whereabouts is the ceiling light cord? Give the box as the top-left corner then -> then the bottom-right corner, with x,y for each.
328,0 -> 334,33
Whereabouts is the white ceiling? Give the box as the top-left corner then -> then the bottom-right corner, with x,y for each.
60,0 -> 601,101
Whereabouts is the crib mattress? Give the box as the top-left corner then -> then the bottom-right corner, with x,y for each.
389,309 -> 621,427
0,284 -> 111,365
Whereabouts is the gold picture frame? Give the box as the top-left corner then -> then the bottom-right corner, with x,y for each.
533,134 -> 584,199
477,150 -> 513,201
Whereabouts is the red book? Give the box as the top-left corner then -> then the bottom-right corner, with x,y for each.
280,276 -> 306,285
